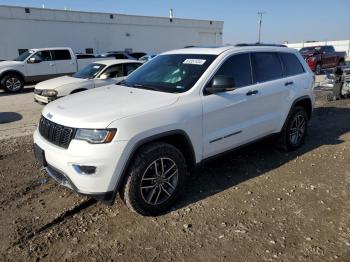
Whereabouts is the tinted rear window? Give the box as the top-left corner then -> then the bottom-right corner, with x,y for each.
251,52 -> 283,82
280,53 -> 305,76
215,53 -> 252,88
52,50 -> 71,60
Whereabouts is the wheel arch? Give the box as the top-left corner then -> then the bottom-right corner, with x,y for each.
108,130 -> 196,204
0,70 -> 25,82
70,88 -> 88,94
282,95 -> 313,131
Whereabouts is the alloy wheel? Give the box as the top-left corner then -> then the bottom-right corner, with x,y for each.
5,77 -> 22,92
140,157 -> 178,205
289,114 -> 306,146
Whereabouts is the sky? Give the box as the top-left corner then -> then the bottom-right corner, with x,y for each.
0,0 -> 349,44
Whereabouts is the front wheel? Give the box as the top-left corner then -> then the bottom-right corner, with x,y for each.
279,106 -> 309,151
120,142 -> 187,216
1,75 -> 24,93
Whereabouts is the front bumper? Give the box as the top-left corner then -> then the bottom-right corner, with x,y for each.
34,93 -> 57,104
33,129 -> 131,197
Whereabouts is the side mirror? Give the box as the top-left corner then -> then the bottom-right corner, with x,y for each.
205,75 -> 235,94
28,57 -> 42,64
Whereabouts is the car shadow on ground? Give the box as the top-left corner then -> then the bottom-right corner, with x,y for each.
0,86 -> 34,97
0,112 -> 23,124
173,105 -> 350,212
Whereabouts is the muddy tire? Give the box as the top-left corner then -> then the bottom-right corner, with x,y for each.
279,106 -> 309,151
1,74 -> 24,93
120,142 -> 187,216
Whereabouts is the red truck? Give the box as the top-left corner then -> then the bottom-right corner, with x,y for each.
299,45 -> 346,75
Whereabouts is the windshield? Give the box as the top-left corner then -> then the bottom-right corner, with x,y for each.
121,54 -> 217,93
73,63 -> 106,79
13,50 -> 35,61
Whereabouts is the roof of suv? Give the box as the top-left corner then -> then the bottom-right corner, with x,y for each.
163,44 -> 292,56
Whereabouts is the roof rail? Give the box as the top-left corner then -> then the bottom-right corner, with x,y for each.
235,43 -> 287,48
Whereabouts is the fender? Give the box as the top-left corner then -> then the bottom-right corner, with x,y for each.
0,69 -> 25,81
281,95 -> 313,131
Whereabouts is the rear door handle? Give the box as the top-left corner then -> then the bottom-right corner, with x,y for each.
246,90 -> 258,96
285,81 -> 294,86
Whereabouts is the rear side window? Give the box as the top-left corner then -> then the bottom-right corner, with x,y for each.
52,50 -> 72,60
251,52 -> 283,82
214,53 -> 252,88
280,53 -> 305,76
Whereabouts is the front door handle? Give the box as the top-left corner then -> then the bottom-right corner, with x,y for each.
246,90 -> 258,96
285,81 -> 294,86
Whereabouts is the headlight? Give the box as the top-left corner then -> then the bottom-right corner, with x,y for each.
75,129 -> 117,144
41,89 -> 58,97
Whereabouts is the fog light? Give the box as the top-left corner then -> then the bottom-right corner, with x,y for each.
72,164 -> 96,175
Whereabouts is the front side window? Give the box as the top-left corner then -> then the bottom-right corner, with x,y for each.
31,51 -> 52,61
213,53 -> 252,88
52,50 -> 71,60
121,54 -> 217,93
280,53 -> 305,76
73,63 -> 106,79
100,64 -> 123,78
251,52 -> 283,83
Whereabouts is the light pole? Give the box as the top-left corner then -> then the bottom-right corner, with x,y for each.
257,12 -> 265,43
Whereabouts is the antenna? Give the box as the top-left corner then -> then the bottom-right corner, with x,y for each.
257,11 -> 266,43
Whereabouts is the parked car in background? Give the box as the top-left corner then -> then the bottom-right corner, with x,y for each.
34,44 -> 314,216
139,54 -> 157,62
299,45 -> 346,75
129,52 -> 147,59
0,47 -> 110,93
34,59 -> 142,104
98,51 -> 136,60
75,53 -> 96,59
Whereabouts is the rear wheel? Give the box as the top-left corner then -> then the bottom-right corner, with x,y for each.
279,106 -> 309,151
1,74 -> 24,93
121,142 -> 187,216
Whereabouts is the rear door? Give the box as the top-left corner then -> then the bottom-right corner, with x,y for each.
52,49 -> 76,75
25,50 -> 56,82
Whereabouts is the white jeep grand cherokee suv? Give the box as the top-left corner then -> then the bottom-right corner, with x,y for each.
33,44 -> 315,216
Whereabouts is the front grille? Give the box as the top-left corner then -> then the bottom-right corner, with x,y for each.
39,116 -> 76,149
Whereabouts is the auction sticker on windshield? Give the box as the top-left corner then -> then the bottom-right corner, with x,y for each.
183,59 -> 206,65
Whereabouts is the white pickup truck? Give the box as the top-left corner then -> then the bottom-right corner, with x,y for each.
0,47 -> 109,93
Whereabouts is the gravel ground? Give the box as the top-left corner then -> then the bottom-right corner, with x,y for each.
0,88 -> 349,261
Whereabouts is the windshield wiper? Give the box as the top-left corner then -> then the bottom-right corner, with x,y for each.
129,83 -> 162,92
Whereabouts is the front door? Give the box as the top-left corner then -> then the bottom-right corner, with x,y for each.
25,51 -> 56,82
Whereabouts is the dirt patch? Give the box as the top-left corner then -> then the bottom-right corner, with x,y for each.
0,90 -> 350,261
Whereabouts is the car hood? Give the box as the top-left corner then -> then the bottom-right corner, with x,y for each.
35,76 -> 88,90
0,60 -> 22,69
42,85 -> 179,128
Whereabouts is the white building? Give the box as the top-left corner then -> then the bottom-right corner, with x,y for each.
0,5 -> 224,60
286,40 -> 350,59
